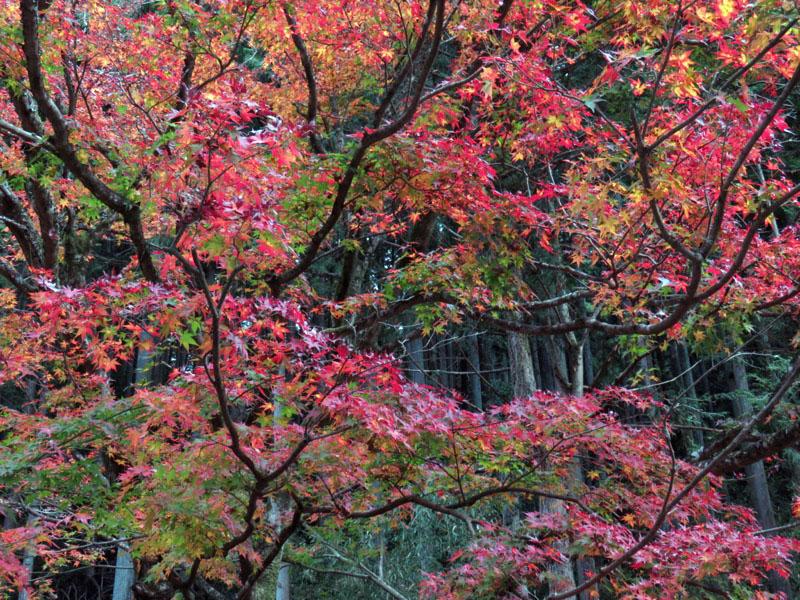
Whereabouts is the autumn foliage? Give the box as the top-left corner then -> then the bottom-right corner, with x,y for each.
2,0 -> 800,597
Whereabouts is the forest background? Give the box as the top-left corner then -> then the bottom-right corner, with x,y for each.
3,0 -> 800,598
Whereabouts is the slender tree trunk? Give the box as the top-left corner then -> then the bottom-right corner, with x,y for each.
406,335 -> 426,385
668,343 -> 703,452
677,343 -> 704,449
276,563 -> 290,600
625,354 -> 654,424
508,324 -> 576,595
557,307 -> 593,600
254,535 -> 284,600
508,330 -> 537,397
254,367 -> 292,600
253,515 -> 290,600
506,330 -> 538,598
536,337 -> 555,392
582,336 -> 593,390
529,337 -> 541,392
438,338 -> 453,389
729,354 -> 790,597
551,335 -> 569,395
566,336 -> 583,396
15,381 -> 38,600
111,340 -> 157,600
111,548 -> 136,600
480,337 -> 500,405
730,355 -> 772,522
16,510 -> 36,600
465,334 -> 483,410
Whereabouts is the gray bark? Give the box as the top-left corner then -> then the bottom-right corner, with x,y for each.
529,338 -> 542,393
12,390 -> 37,600
465,334 -> 483,410
582,337 -> 593,390
566,337 -> 583,397
256,366 -> 292,600
669,343 -> 703,450
406,336 -> 426,384
677,343 -> 703,448
276,564 -> 291,600
111,549 -> 135,600
730,354 -> 790,597
112,335 -> 155,600
508,327 -> 576,594
557,306 -> 592,600
17,510 -> 36,600
551,336 -> 569,395
508,330 -> 537,397
536,338 -> 556,391
254,545 -> 283,600
438,339 -> 453,389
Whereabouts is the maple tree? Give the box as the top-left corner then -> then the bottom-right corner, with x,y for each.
2,0 -> 800,598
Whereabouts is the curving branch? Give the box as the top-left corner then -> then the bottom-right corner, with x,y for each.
18,0 -> 159,282
0,180 -> 44,268
282,3 -> 325,153
0,257 -> 36,293
269,0 -> 447,294
710,418 -> 800,476
297,534 -> 411,600
647,17 -> 799,151
699,58 -> 800,259
548,353 -> 800,599
190,250 -> 262,480
235,500 -> 304,600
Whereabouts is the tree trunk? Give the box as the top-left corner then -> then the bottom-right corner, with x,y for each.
529,337 -> 541,393
582,337 -> 593,391
465,334 -> 483,410
551,335 -> 569,395
438,338 -> 453,389
557,308 -> 592,600
406,335 -> 426,385
508,325 -> 576,595
254,367 -> 293,600
677,343 -> 704,449
111,549 -> 136,600
113,334 -> 155,600
730,354 -> 790,597
276,563 -> 290,600
16,510 -> 36,600
536,337 -> 555,392
253,546 -> 284,600
668,343 -> 703,452
508,330 -> 537,398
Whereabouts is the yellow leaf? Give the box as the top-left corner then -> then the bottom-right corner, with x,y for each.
718,0 -> 735,22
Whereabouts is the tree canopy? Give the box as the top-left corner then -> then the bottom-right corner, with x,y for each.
2,0 -> 800,598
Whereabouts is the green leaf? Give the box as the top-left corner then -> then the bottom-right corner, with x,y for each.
728,96 -> 749,115
178,329 -> 196,350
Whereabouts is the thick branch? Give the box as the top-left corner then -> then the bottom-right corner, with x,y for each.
0,257 -> 36,293
235,502 -> 303,600
283,3 -> 324,153
0,180 -> 44,267
711,420 -> 800,475
19,0 -> 158,282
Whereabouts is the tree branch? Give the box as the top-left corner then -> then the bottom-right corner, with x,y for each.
18,0 -> 159,282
